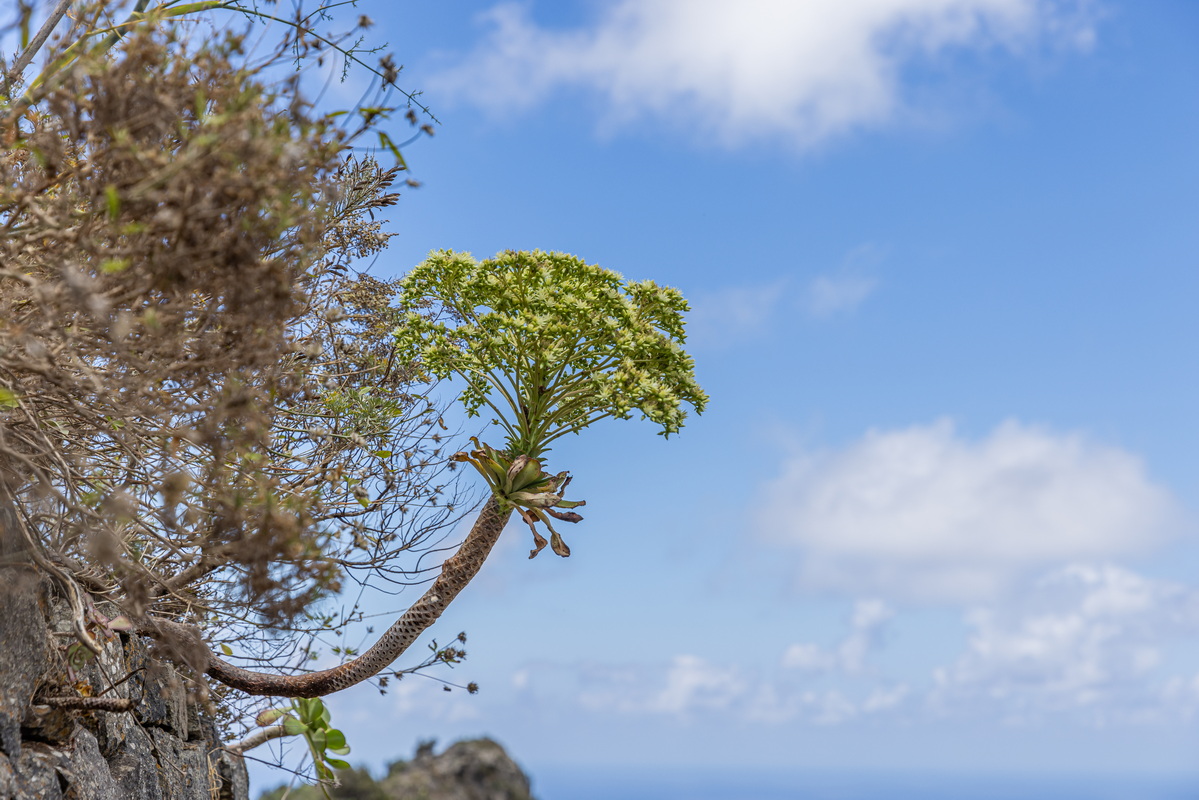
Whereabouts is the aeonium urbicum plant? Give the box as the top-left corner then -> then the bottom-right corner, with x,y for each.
393,249 -> 707,557
451,437 -> 585,558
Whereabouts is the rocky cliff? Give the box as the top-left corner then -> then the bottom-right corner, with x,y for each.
0,530 -> 248,800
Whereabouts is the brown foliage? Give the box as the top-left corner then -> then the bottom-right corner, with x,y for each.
0,24 -> 460,705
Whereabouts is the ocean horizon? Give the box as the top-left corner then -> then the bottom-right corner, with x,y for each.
529,766 -> 1199,800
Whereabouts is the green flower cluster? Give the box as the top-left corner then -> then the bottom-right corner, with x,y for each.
393,249 -> 708,459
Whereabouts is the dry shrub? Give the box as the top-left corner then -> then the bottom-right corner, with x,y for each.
0,24 -> 460,698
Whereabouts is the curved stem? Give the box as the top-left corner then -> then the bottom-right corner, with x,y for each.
146,496 -> 512,697
226,724 -> 290,755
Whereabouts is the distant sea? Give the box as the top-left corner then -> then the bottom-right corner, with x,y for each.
530,767 -> 1199,800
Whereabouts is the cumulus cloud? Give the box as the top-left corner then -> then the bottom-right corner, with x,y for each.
578,655 -> 747,717
649,655 -> 749,715
932,564 -> 1199,723
577,652 -> 909,724
521,564 -> 1199,729
428,0 -> 1097,147
757,419 -> 1181,601
783,599 -> 895,673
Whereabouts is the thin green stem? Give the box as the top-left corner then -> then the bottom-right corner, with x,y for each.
537,411 -> 615,449
457,365 -> 520,420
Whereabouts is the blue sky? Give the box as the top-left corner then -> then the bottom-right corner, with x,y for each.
236,0 -> 1199,788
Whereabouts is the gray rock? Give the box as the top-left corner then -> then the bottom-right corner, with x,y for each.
0,743 -> 65,800
56,728 -> 122,800
108,719 -> 164,800
0,496 -> 248,800
218,751 -> 251,800
129,647 -> 190,740
0,500 -> 51,763
149,726 -> 212,800
379,738 -> 536,800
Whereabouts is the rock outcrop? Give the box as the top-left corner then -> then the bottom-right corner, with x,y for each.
257,738 -> 536,800
0,506 -> 248,800
380,738 -> 535,800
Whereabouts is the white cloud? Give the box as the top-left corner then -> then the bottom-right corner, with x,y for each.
429,0 -> 1097,147
743,682 -> 909,725
862,683 -> 911,713
932,564 -> 1199,723
687,279 -> 789,346
522,563 -> 1199,730
806,273 -> 878,317
805,242 -> 882,317
578,655 -> 747,717
757,419 -> 1181,601
574,651 -> 909,724
783,598 -> 894,673
781,643 -> 837,672
386,676 -> 481,722
1162,673 -> 1199,721
571,604 -> 909,724
688,246 -> 880,343
807,689 -> 858,725
649,655 -> 748,715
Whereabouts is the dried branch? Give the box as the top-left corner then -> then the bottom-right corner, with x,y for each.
1,15 -> 461,732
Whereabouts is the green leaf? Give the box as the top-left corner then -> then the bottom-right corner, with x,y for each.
19,5 -> 30,49
296,697 -> 317,723
0,388 -> 18,409
377,132 -> 408,170
159,1 -> 232,16
325,729 -> 346,751
325,757 -> 351,771
101,258 -> 130,274
104,185 -> 121,220
219,643 -> 233,656
307,728 -> 327,750
282,717 -> 307,736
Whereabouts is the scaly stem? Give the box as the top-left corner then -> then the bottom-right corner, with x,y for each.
147,496 -> 513,697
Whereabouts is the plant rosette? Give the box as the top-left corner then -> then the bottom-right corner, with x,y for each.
451,437 -> 585,558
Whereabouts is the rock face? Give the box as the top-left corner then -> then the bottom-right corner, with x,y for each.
380,739 -> 535,800
0,502 -> 248,800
